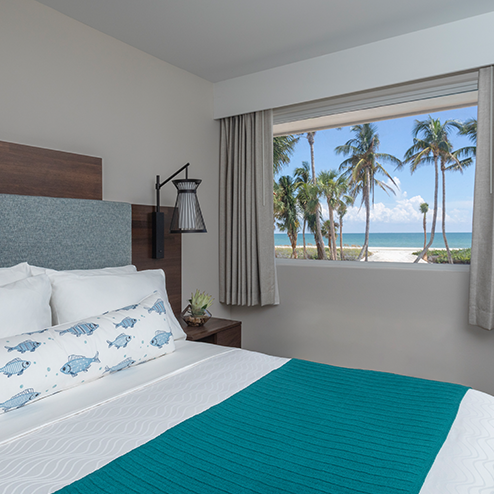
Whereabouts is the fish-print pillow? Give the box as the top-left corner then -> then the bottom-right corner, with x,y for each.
0,291 -> 175,414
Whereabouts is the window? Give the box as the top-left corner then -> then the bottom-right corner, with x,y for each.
272,73 -> 478,265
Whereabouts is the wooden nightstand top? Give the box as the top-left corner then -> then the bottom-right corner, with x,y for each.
180,317 -> 242,347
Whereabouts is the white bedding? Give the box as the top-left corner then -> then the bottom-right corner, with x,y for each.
0,341 -> 493,493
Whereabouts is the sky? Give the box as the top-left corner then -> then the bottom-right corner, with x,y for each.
277,106 -> 477,234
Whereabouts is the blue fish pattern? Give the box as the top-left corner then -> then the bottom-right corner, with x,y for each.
56,322 -> 99,337
147,299 -> 166,315
60,352 -> 100,377
5,340 -> 41,353
114,317 -> 137,329
150,330 -> 172,349
0,388 -> 40,411
107,333 -> 132,349
0,358 -> 31,377
25,328 -> 49,335
104,357 -> 135,374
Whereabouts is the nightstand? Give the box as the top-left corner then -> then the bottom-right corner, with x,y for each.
180,317 -> 242,348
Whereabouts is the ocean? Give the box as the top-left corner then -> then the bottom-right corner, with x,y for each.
274,232 -> 472,249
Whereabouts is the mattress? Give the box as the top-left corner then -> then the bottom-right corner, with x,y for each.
1,341 -> 493,493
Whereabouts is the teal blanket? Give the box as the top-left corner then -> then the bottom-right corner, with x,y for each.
57,359 -> 468,494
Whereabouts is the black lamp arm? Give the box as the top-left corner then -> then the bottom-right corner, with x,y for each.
155,163 -> 189,213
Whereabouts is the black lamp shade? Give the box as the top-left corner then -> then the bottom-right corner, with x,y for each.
170,179 -> 207,233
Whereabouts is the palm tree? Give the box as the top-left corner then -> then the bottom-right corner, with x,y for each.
321,220 -> 331,255
318,170 -> 351,260
455,118 -> 477,160
419,202 -> 429,262
400,117 -> 466,263
337,204 -> 347,260
294,162 -> 313,259
440,148 -> 473,263
321,219 -> 339,256
274,175 -> 300,258
306,132 -> 326,259
336,195 -> 354,261
336,123 -> 400,261
273,135 -> 300,175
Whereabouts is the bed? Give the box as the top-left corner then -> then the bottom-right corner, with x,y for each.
0,141 -> 493,493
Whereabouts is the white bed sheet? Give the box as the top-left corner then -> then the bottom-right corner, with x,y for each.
0,339 -> 232,446
421,389 -> 494,493
0,342 -> 493,493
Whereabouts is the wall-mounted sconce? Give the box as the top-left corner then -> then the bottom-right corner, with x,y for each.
152,163 -> 206,259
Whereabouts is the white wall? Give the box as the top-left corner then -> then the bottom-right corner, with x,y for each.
214,11 -> 494,118
0,0 -> 228,317
215,8 -> 494,395
232,261 -> 494,396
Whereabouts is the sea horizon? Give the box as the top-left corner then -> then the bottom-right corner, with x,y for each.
274,232 -> 472,249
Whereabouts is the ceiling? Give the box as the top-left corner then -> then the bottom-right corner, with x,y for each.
36,0 -> 494,83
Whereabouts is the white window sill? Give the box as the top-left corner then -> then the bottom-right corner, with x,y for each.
275,258 -> 470,273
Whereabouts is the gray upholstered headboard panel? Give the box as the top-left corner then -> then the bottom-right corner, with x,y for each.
0,194 -> 131,270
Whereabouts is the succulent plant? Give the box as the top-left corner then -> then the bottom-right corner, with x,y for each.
189,290 -> 214,316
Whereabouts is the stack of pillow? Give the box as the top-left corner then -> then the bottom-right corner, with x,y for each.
0,263 -> 186,414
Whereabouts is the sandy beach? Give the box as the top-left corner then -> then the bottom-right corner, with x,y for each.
365,247 -> 427,263
276,245 -> 428,262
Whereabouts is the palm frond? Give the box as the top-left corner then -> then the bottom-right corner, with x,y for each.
273,135 -> 300,175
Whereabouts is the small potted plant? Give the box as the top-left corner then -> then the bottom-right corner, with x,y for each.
181,290 -> 214,326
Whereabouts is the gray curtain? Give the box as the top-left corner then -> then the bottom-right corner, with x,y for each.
469,66 -> 494,329
219,110 -> 279,306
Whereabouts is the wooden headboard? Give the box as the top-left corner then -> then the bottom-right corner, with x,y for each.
0,140 -> 182,314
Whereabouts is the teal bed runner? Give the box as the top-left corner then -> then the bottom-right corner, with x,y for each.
56,359 -> 468,494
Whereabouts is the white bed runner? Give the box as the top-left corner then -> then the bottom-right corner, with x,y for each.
0,343 -> 493,493
421,388 -> 494,493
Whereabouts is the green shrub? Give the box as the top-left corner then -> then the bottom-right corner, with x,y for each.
275,246 -> 362,261
412,248 -> 471,264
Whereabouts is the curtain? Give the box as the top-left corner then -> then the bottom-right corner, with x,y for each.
219,110 -> 279,306
469,66 -> 494,329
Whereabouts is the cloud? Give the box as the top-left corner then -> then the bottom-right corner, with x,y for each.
345,193 -> 426,224
318,180 -> 472,229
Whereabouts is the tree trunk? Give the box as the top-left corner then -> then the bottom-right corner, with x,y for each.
441,165 -> 453,264
302,218 -> 307,259
414,156 -> 439,263
329,206 -> 337,261
307,132 -> 326,259
314,209 -> 326,259
357,169 -> 371,261
339,214 -> 344,260
288,232 -> 298,259
422,213 -> 428,262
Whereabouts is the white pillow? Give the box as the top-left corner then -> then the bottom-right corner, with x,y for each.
29,264 -> 137,277
0,262 -> 32,287
0,275 -> 52,339
0,292 -> 175,414
50,269 -> 186,340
